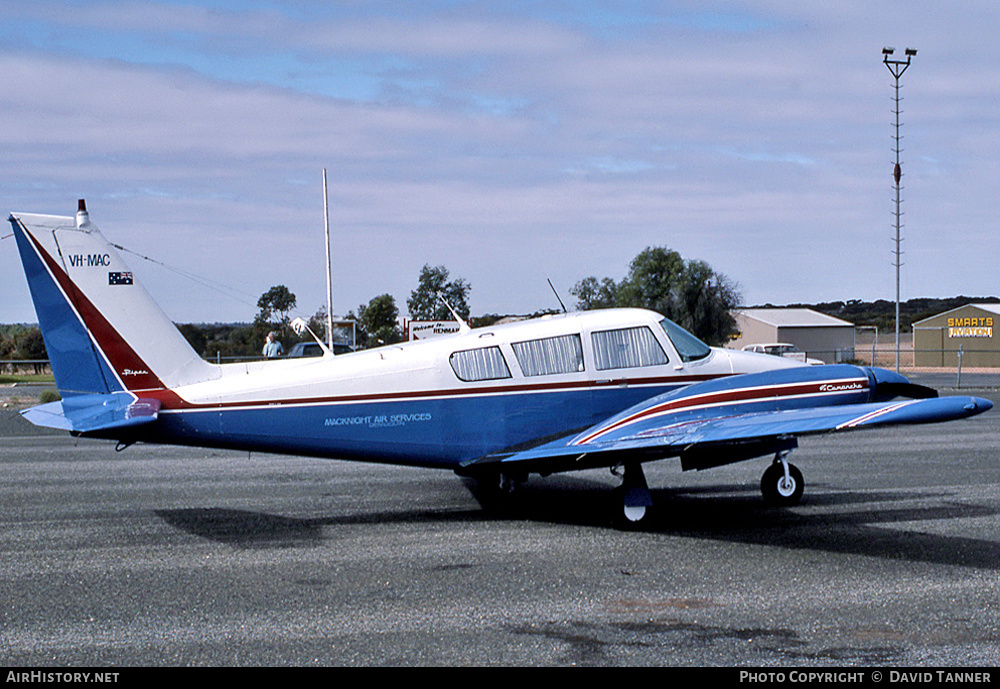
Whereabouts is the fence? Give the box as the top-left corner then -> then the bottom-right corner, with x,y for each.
1,354 -> 263,375
773,347 -> 1000,370
0,359 -> 49,375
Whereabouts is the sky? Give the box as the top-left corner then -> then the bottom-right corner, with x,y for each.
2,1 -> 999,325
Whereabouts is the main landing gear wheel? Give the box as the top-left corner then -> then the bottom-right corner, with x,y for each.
616,462 -> 653,529
760,458 -> 804,506
476,470 -> 525,511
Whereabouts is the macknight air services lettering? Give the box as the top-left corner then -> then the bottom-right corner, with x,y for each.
325,412 -> 433,429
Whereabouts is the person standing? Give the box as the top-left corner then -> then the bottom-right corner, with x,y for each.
262,331 -> 284,358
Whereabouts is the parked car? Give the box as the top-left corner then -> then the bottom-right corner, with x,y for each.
741,343 -> 824,365
286,342 -> 355,358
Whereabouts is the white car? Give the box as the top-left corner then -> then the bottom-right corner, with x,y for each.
741,343 -> 824,365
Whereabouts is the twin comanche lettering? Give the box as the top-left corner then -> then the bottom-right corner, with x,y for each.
819,382 -> 864,392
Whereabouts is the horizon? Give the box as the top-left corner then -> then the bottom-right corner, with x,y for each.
4,294 -> 999,331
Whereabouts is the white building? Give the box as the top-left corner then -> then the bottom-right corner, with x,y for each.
728,308 -> 855,364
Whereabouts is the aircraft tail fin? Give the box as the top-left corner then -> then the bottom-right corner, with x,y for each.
9,201 -> 217,401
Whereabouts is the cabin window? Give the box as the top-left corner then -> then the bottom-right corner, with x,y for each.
512,334 -> 584,376
592,326 -> 668,370
449,346 -> 512,382
658,317 -> 711,362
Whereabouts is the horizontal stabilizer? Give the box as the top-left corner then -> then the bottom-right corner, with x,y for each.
21,393 -> 161,434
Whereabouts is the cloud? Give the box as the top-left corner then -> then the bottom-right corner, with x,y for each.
4,2 -> 1000,326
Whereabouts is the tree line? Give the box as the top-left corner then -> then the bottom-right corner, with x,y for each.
0,325 -> 47,363
174,264 -> 476,358
779,296 -> 1000,336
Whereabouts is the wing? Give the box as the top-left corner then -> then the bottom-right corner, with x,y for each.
459,364 -> 992,477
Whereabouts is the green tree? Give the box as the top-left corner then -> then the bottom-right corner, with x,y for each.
569,276 -> 619,310
13,327 -> 48,360
177,323 -> 207,356
407,265 -> 471,321
357,293 -> 402,348
617,247 -> 686,315
307,305 -> 329,344
672,260 -> 741,346
571,246 -> 741,346
255,285 -> 297,328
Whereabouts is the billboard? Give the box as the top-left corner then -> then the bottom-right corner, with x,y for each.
408,321 -> 462,341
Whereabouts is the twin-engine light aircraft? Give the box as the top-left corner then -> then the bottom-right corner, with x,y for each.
8,202 -> 993,525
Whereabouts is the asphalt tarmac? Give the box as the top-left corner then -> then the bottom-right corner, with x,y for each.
2,376 -> 999,667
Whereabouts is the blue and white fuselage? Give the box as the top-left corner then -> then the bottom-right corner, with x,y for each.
147,309 -> 800,467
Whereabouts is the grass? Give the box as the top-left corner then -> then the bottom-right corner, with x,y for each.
0,373 -> 55,385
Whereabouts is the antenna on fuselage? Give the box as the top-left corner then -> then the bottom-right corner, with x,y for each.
547,278 -> 567,313
322,168 -> 334,351
291,317 -> 332,356
437,293 -> 471,333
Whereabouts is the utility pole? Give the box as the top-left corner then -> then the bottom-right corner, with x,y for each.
883,46 -> 916,373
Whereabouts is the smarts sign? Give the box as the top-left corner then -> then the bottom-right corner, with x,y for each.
948,316 -> 993,339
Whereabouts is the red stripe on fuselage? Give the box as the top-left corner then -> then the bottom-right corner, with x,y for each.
156,372 -> 728,414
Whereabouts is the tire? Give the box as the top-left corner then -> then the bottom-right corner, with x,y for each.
476,471 -> 523,511
613,488 -> 650,530
761,462 -> 804,506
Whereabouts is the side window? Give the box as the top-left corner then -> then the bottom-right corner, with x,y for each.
449,346 -> 512,382
592,326 -> 668,370
512,334 -> 584,376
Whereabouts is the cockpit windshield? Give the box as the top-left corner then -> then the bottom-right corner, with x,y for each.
658,317 -> 711,362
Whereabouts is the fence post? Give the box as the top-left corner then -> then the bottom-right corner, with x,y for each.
956,345 -> 963,388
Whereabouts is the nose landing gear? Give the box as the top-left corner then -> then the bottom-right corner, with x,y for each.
760,451 -> 804,506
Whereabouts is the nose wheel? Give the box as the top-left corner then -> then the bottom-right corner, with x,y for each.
760,452 -> 804,506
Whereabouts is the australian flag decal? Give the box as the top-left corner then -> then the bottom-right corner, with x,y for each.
108,272 -> 133,286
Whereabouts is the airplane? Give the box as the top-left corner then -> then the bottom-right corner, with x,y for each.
8,200 -> 993,526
